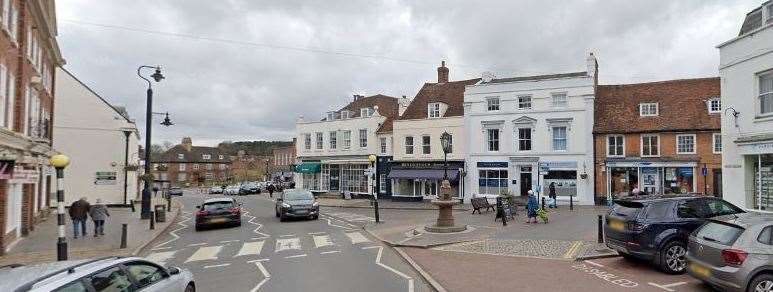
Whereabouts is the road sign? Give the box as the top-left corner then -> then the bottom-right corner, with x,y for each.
539,166 -> 549,175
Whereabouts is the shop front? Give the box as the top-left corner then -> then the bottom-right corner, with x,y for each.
388,161 -> 464,202
737,141 -> 773,211
296,159 -> 371,197
605,160 -> 697,199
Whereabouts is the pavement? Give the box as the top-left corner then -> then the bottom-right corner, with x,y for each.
317,197 -> 469,210
0,201 -> 179,266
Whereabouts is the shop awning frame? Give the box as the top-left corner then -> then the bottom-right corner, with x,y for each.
295,162 -> 321,173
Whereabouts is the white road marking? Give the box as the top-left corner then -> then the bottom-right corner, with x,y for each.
285,254 -> 307,259
203,263 -> 231,269
235,241 -> 265,257
246,258 -> 270,263
321,215 -> 358,229
243,210 -> 271,239
308,232 -> 327,235
187,243 -> 207,247
313,235 -> 334,248
280,234 -> 296,237
328,212 -> 375,222
648,282 -> 687,292
220,239 -> 240,243
345,232 -> 371,244
249,262 -> 270,292
145,251 -> 177,266
585,260 -> 604,267
362,246 -> 381,250
185,246 -> 223,262
571,263 -> 638,288
152,214 -> 192,249
151,246 -> 171,251
365,246 -> 414,292
320,250 -> 340,255
275,238 -> 301,252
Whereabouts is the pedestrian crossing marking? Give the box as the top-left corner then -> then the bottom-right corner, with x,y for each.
320,250 -> 340,255
313,235 -> 334,248
185,246 -> 222,262
275,238 -> 301,252
329,212 -> 375,222
145,251 -> 177,266
235,241 -> 265,257
345,232 -> 371,244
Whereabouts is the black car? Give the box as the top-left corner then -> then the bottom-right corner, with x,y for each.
604,195 -> 744,274
168,187 -> 184,196
275,189 -> 319,221
239,183 -> 260,195
195,198 -> 242,231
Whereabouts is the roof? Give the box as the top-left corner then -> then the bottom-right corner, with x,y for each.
481,72 -> 587,84
331,94 -> 400,134
154,145 -> 231,163
594,77 -> 721,134
398,78 -> 481,121
738,1 -> 771,36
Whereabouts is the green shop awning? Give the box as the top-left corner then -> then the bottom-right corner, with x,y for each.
295,163 -> 321,173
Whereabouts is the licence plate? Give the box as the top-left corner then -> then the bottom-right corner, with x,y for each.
209,218 -> 227,223
690,263 -> 711,278
609,220 -> 625,231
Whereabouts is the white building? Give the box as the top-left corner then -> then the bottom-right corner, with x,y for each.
295,94 -> 399,197
718,1 -> 773,212
463,54 -> 598,205
53,68 -> 140,205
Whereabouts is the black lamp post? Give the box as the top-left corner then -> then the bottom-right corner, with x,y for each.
138,65 -> 165,219
440,132 -> 452,181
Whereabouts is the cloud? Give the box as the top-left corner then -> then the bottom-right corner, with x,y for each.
55,0 -> 759,146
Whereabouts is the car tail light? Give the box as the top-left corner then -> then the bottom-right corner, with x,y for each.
627,221 -> 647,231
721,249 -> 748,266
230,207 -> 240,214
196,210 -> 209,217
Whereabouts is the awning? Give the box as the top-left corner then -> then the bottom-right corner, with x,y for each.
295,163 -> 321,173
388,169 -> 459,181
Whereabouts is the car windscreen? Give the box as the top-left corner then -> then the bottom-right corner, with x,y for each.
611,201 -> 644,218
695,221 -> 745,245
284,191 -> 313,201
203,201 -> 233,210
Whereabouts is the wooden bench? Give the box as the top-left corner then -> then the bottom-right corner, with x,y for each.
471,197 -> 495,214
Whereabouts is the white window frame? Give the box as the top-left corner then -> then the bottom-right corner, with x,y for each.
360,107 -> 373,118
447,134 -> 453,154
421,135 -> 431,155
358,129 -> 367,148
486,97 -> 500,111
551,93 -> 567,108
379,174 -> 387,193
428,102 -> 441,118
759,71 -> 773,116
551,126 -> 568,151
676,134 -> 697,155
179,164 -> 186,171
177,154 -> 184,160
218,155 -> 224,160
315,132 -> 323,150
220,164 -> 226,170
487,128 -> 500,152
404,136 -> 414,155
707,98 -> 721,114
517,95 -> 532,110
329,131 -> 337,150
340,110 -> 350,119
641,134 -> 660,157
202,154 -> 211,160
639,103 -> 659,116
606,135 -> 625,157
342,130 -> 351,149
517,127 -> 532,151
304,133 -> 312,150
6,70 -> 14,130
192,164 -> 199,170
380,137 -> 387,154
712,133 -> 722,154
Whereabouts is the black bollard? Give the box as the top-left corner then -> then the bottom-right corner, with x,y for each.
130,200 -> 135,212
597,215 -> 604,243
150,211 -> 155,230
570,195 -> 574,211
167,195 -> 172,211
120,224 -> 128,249
541,197 -> 546,210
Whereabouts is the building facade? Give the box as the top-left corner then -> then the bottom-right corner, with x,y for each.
152,137 -> 231,187
390,61 -> 479,201
295,94 -> 399,198
230,151 -> 270,182
53,68 -> 139,206
464,55 -> 597,205
0,0 -> 63,254
594,78 -> 722,204
272,141 -> 296,183
718,1 -> 773,211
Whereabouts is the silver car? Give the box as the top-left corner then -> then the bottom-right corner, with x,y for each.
0,256 -> 195,292
686,212 -> 773,292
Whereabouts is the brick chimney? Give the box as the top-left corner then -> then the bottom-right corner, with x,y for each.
181,137 -> 192,151
437,61 -> 449,83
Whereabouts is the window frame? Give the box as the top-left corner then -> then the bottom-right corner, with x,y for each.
712,133 -> 722,154
329,131 -> 337,150
517,95 -> 532,110
551,93 -> 568,108
758,226 -> 773,245
421,135 -> 431,155
202,154 -> 211,160
122,260 -> 169,289
428,102 -> 441,118
676,134 -> 697,155
358,129 -> 368,148
639,102 -> 659,117
85,264 -> 135,292
759,70 -> 773,116
404,136 -> 414,155
380,137 -> 387,154
486,97 -> 500,111
517,127 -> 532,151
707,98 -> 721,114
342,130 -> 351,149
551,126 -> 568,151
487,128 -> 500,152
360,107 -> 373,118
315,132 -> 323,150
641,134 -> 660,157
177,153 -> 184,160
304,133 -> 312,150
606,135 -> 625,157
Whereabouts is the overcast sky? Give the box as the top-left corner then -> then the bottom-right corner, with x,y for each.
56,0 -> 760,146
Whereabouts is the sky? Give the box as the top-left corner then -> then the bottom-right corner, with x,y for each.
55,0 -> 760,146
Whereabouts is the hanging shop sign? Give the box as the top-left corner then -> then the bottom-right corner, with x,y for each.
95,171 -> 118,185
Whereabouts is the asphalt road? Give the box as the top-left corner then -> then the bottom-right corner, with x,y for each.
140,190 -> 431,292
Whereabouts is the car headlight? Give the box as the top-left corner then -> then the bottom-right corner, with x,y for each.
282,203 -> 291,208
312,202 -> 319,207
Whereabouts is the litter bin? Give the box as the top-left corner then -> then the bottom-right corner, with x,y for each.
154,205 -> 166,222
344,191 -> 351,200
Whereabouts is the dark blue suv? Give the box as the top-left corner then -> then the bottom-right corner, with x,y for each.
604,195 -> 744,274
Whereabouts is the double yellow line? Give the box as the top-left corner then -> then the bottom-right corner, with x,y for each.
563,241 -> 584,259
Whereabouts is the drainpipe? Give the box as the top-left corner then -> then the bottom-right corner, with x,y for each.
123,131 -> 132,206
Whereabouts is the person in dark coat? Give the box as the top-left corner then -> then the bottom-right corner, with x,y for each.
526,190 -> 539,224
89,199 -> 110,237
69,197 -> 90,238
548,182 -> 557,208
267,183 -> 276,198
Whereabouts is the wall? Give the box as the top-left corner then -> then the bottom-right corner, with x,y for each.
296,113 -> 387,159
392,116 -> 465,161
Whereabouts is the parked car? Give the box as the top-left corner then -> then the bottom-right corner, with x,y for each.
195,197 -> 242,231
239,182 -> 259,195
168,187 -> 184,196
224,185 -> 240,196
686,212 -> 773,292
208,186 -> 223,194
275,189 -> 319,221
0,256 -> 195,292
604,195 -> 744,274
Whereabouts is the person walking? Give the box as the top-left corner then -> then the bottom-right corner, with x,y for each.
69,197 -> 90,238
267,183 -> 276,198
526,190 -> 539,224
89,199 -> 110,237
548,182 -> 557,208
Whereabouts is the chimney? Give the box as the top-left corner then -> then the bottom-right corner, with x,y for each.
181,137 -> 192,151
398,95 -> 411,116
437,61 -> 449,83
353,94 -> 364,102
586,52 -> 598,85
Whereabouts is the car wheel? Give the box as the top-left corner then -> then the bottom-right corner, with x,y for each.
185,282 -> 195,292
313,215 -> 319,220
748,273 -> 773,292
659,241 -> 687,274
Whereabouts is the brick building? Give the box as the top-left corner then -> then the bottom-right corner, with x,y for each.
593,78 -> 722,204
272,139 -> 295,182
0,0 -> 63,255
231,151 -> 270,182
152,137 -> 232,186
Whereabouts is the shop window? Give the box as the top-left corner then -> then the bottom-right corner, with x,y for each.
379,174 -> 387,193
405,136 -> 414,155
753,154 -> 773,211
517,95 -> 532,110
341,164 -> 368,194
676,134 -> 696,154
664,167 -> 694,194
422,135 -> 431,154
303,173 -> 321,191
607,135 -> 624,157
487,97 -> 500,111
552,126 -> 567,151
543,170 -> 577,197
609,167 -> 638,197
518,128 -> 532,151
641,135 -> 659,157
487,129 -> 500,152
478,169 -> 508,195
712,133 -> 722,154
759,71 -> 773,115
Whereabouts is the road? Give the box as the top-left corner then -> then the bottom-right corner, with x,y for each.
140,190 -> 431,292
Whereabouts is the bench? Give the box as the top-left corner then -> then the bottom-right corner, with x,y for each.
471,197 -> 495,214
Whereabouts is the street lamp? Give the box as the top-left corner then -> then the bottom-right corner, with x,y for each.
50,154 -> 70,261
440,132 -> 452,180
368,154 -> 380,223
138,65 -> 164,219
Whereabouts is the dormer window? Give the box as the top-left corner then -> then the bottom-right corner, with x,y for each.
218,155 -> 224,160
177,154 -> 184,160
707,98 -> 721,114
428,103 -> 441,118
340,110 -> 350,119
360,107 -> 374,117
202,154 -> 211,160
639,103 -> 659,116
326,112 -> 336,121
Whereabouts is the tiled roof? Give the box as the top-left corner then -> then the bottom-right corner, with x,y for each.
154,145 -> 231,163
482,72 -> 587,84
398,78 -> 481,120
332,94 -> 399,133
594,77 -> 721,134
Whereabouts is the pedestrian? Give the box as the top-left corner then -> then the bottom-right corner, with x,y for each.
526,190 -> 539,224
267,183 -> 276,198
69,197 -> 90,238
548,182 -> 557,208
631,188 -> 641,197
89,198 -> 110,237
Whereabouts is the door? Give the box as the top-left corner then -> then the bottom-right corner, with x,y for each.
712,170 -> 722,198
520,172 -> 532,197
329,165 -> 340,191
642,168 -> 659,195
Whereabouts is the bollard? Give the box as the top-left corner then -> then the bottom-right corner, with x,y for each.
597,215 -> 604,243
541,197 -> 546,210
120,224 -> 128,249
130,200 -> 135,213
149,211 -> 155,230
570,195 -> 574,211
166,195 -> 171,211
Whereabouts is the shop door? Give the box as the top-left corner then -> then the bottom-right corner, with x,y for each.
414,180 -> 422,197
520,173 -> 532,196
713,170 -> 722,198
329,165 -> 340,191
642,168 -> 659,195
423,180 -> 438,200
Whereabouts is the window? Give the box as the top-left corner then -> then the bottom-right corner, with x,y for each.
704,199 -> 743,217
760,72 -> 773,115
713,133 -> 722,154
486,97 -> 500,111
676,134 -> 696,154
379,174 -> 387,193
639,103 -> 659,116
304,133 -> 311,150
329,131 -> 337,149
428,102 -> 441,118
202,154 -> 211,160
360,107 -> 373,117
696,222 -> 744,245
8,4 -> 16,44
315,132 -> 323,150
518,128 -> 532,151
447,134 -> 453,154
517,95 -> 532,110
404,136 -> 414,155
552,126 -> 567,151
552,93 -> 567,107
478,169 -> 508,195
53,280 -> 88,292
422,135 -> 431,154
487,129 -> 499,151
0,63 -> 5,128
340,110 -> 350,119
125,262 -> 166,289
644,202 -> 672,219
607,135 -> 624,157
676,200 -> 701,218
220,164 -> 226,170
708,98 -> 721,113
6,71 -> 14,129
177,154 -> 184,160
380,137 -> 387,154
326,112 -> 335,121
88,266 -> 132,292
192,164 -> 199,170
358,129 -> 367,148
179,164 -> 186,171
758,226 -> 772,245
641,134 -> 659,157
342,130 -> 351,149
1,0 -> 9,32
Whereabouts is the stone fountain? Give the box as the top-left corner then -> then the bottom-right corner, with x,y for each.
424,179 -> 467,233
